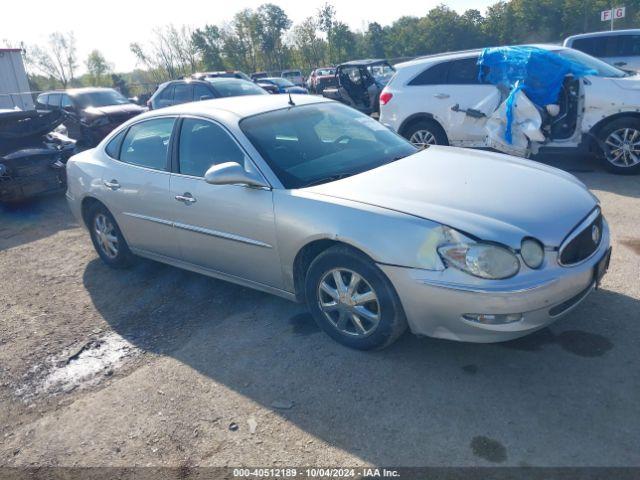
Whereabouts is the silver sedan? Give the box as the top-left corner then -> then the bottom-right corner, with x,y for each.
66,95 -> 611,350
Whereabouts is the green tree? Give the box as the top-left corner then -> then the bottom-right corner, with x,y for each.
192,25 -> 225,70
85,50 -> 112,86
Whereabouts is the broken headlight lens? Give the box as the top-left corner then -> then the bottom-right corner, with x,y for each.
438,242 -> 520,279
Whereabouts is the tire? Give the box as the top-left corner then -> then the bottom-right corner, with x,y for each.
305,245 -> 407,350
402,119 -> 448,147
87,203 -> 134,268
596,117 -> 640,174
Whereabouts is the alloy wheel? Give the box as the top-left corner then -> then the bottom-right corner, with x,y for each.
604,128 -> 640,168
94,213 -> 119,259
409,129 -> 437,148
317,268 -> 380,337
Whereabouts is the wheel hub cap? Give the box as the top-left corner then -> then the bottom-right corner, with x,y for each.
94,214 -> 119,259
605,128 -> 640,167
318,268 -> 380,337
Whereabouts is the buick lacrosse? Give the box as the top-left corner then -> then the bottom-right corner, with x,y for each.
66,95 -> 611,350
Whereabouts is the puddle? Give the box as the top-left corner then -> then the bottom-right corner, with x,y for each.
17,332 -> 140,398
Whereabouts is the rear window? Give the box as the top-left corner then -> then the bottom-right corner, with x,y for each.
209,79 -> 268,97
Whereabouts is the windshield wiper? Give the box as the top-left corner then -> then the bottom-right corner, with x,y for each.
301,172 -> 358,188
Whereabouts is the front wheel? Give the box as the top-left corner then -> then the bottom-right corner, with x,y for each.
597,118 -> 640,174
305,246 -> 407,350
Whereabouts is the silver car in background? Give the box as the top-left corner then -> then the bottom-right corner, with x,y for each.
66,95 -> 611,350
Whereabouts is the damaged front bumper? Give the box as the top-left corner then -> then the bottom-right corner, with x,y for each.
379,221 -> 610,343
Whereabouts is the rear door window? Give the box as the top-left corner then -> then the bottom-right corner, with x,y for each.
173,83 -> 193,104
617,35 -> 640,56
409,62 -> 450,86
119,118 -> 176,170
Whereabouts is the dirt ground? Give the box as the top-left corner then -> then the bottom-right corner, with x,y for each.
0,154 -> 639,470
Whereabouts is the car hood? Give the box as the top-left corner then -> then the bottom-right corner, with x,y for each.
303,147 -> 597,248
83,104 -> 146,117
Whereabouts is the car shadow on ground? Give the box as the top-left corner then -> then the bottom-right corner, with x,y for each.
83,257 -> 640,466
0,194 -> 77,251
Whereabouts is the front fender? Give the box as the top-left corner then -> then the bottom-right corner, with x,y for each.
273,190 -> 445,292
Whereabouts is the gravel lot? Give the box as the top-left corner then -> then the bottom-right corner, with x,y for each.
0,154 -> 639,469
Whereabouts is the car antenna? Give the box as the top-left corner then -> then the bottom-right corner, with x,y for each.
288,92 -> 295,106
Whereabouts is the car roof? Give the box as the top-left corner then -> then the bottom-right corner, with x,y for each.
41,87 -> 115,96
150,93 -> 330,119
339,59 -> 388,66
565,29 -> 640,42
394,44 -> 562,69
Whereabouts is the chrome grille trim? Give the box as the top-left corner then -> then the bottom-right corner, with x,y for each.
558,207 -> 602,267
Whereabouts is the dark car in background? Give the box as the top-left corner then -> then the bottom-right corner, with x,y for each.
147,78 -> 268,110
307,67 -> 337,93
36,88 -> 145,147
0,109 -> 76,203
322,59 -> 395,114
256,77 -> 308,94
191,70 -> 252,81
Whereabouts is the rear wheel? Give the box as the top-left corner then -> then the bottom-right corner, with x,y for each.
403,119 -> 448,148
597,118 -> 640,174
305,246 -> 407,350
87,204 -> 134,268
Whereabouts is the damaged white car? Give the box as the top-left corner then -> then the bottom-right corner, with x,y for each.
380,44 -> 640,174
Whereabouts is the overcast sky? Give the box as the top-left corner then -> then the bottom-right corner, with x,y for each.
4,0 -> 494,73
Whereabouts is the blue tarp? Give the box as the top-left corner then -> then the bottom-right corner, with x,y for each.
477,46 -> 596,143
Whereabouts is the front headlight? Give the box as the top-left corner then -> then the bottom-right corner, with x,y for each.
438,242 -> 520,279
520,238 -> 544,269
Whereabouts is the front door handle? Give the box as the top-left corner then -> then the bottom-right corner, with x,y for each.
434,93 -> 450,99
104,179 -> 120,190
175,192 -> 197,205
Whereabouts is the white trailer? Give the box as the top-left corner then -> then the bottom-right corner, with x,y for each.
0,48 -> 34,110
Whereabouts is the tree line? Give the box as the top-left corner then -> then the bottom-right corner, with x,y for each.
12,0 -> 640,95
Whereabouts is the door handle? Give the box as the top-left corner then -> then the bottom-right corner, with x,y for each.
175,193 -> 197,204
103,179 -> 120,190
434,93 -> 450,99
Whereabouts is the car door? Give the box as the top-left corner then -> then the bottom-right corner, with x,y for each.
101,116 -> 180,259
169,116 -> 282,288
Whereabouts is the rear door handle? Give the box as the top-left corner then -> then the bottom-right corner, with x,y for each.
175,192 -> 197,204
434,93 -> 450,99
104,179 -> 120,190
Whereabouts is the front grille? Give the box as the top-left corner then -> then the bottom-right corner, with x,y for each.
559,211 -> 603,265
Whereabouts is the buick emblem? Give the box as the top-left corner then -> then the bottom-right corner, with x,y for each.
592,225 -> 601,245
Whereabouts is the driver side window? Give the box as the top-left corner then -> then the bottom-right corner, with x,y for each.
178,118 -> 245,177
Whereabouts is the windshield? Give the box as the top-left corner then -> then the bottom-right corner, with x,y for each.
555,48 -> 627,77
367,63 -> 396,83
240,102 -> 417,189
207,79 -> 268,97
282,71 -> 301,78
73,90 -> 130,108
317,68 -> 335,76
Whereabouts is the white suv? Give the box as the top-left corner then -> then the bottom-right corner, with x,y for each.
380,44 -> 640,174
564,29 -> 640,72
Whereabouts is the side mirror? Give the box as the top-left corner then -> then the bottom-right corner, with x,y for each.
200,95 -> 213,101
204,162 -> 268,189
